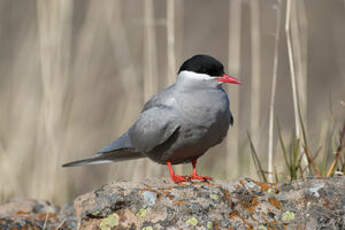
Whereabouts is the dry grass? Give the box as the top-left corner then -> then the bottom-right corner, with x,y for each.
227,0 -> 242,178
267,0 -> 282,182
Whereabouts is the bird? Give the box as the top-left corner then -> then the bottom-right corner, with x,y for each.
62,54 -> 241,183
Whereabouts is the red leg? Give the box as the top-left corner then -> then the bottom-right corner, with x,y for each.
166,161 -> 188,183
189,160 -> 212,181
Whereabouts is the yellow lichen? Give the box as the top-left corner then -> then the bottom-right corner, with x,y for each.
186,217 -> 198,226
136,208 -> 147,217
281,211 -> 295,223
142,226 -> 153,230
99,213 -> 119,230
210,194 -> 219,200
257,225 -> 267,230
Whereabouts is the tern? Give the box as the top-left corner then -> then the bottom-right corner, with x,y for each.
63,54 -> 241,183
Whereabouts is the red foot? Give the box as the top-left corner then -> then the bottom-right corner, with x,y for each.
189,159 -> 213,181
189,174 -> 213,181
170,174 -> 189,183
167,161 -> 189,183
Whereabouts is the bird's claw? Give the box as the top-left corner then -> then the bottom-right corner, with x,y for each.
171,174 -> 189,183
189,174 -> 213,182
171,174 -> 213,183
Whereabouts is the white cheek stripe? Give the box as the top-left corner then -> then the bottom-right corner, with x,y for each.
178,70 -> 218,81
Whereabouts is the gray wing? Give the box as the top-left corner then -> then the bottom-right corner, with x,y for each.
98,132 -> 133,152
129,106 -> 180,153
142,84 -> 175,112
63,85 -> 178,167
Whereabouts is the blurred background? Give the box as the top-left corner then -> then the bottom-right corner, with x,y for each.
0,0 -> 344,204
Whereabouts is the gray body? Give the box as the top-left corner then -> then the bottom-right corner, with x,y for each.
62,70 -> 233,167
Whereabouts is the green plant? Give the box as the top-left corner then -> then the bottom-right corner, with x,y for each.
247,132 -> 267,182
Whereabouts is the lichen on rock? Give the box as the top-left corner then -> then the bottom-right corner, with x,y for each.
99,213 -> 119,230
2,177 -> 345,229
71,177 -> 345,229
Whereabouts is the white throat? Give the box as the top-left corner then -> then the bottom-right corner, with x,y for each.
176,70 -> 222,88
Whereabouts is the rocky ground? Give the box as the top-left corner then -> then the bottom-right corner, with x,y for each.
0,199 -> 76,229
1,177 -> 345,229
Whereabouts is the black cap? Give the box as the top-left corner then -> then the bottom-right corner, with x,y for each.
178,54 -> 224,77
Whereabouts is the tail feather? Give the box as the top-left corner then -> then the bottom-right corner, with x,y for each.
62,158 -> 113,167
62,149 -> 145,167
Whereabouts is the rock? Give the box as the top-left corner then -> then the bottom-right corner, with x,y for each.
0,199 -> 59,216
73,177 -> 345,230
1,177 -> 345,229
0,199 -> 77,229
